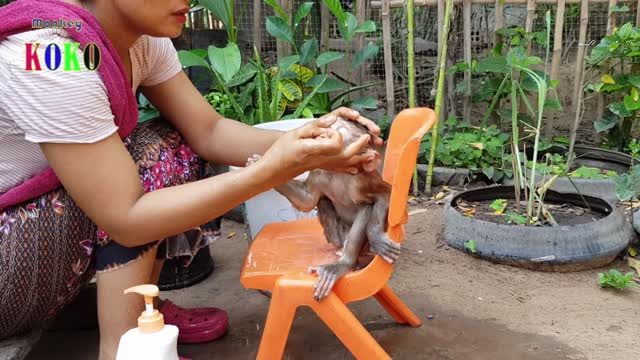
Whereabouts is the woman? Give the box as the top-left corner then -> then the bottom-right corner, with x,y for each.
0,0 -> 382,359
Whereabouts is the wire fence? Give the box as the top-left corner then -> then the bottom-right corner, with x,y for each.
186,0 -> 640,138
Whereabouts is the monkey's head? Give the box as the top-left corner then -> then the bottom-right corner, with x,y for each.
331,117 -> 382,173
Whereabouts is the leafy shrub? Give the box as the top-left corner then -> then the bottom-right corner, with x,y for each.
598,269 -> 638,290
419,117 -> 511,182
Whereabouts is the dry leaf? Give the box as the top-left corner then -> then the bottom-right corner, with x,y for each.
442,185 -> 450,192
628,247 -> 638,257
227,232 -> 236,238
463,208 -> 476,217
628,257 -> 640,277
434,192 -> 445,201
408,209 -> 428,216
469,142 -> 484,150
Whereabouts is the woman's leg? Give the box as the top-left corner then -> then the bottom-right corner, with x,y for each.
96,245 -> 158,360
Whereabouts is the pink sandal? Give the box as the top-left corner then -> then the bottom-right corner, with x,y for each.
159,299 -> 229,344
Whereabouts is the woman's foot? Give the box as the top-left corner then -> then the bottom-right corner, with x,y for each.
158,299 -> 228,344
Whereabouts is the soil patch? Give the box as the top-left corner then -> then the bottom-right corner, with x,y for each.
457,199 -> 606,226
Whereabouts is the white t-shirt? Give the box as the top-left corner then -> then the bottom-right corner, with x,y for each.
0,28 -> 183,193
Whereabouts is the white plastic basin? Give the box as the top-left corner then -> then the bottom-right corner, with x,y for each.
230,118 -> 317,240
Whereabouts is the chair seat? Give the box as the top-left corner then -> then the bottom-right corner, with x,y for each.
240,217 -> 353,290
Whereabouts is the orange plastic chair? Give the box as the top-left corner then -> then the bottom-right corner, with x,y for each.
240,108 -> 437,359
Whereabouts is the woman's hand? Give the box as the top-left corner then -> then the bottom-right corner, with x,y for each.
257,116 -> 372,182
321,107 -> 383,147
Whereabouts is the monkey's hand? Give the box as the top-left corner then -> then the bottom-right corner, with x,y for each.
368,233 -> 401,264
308,262 -> 352,301
245,154 -> 262,167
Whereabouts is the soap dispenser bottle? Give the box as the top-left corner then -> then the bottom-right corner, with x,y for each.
115,284 -> 179,360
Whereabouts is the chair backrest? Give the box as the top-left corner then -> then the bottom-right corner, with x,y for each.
382,108 -> 436,240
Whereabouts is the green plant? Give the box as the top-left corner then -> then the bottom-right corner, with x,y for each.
464,239 -> 477,253
448,26 -> 556,128
263,0 -> 381,117
490,11 -> 563,223
597,269 -> 638,289
490,199 -> 508,214
137,93 -> 159,123
505,211 -> 527,225
197,0 -> 238,43
586,22 -> 640,152
204,91 -> 238,119
419,118 -> 511,182
178,42 -> 256,124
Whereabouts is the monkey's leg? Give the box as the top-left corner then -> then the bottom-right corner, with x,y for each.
366,195 -> 401,264
308,205 -> 372,301
316,197 -> 350,250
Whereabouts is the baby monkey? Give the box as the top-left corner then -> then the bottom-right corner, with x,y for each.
246,117 -> 400,301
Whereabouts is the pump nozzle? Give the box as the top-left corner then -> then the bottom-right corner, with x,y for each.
124,284 -> 164,334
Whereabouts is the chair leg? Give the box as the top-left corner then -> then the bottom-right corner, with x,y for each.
374,284 -> 422,327
256,287 -> 298,360
311,293 -> 391,360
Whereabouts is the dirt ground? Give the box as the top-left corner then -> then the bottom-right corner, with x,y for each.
26,201 -> 639,360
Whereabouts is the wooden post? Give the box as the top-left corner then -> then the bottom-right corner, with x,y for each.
525,0 -> 536,54
607,0 -> 617,34
636,0 -> 640,26
276,0 -> 292,60
494,0 -> 504,50
320,2 -> 330,51
569,0 -> 590,162
382,0 -> 396,115
572,0 -> 589,107
463,0 -> 472,123
253,0 -> 262,52
356,0 -> 366,90
548,0 -> 566,137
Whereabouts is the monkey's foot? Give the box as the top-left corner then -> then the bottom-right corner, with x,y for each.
370,234 -> 402,264
245,154 -> 262,167
307,262 -> 351,301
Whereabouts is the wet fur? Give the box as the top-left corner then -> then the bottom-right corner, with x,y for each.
246,118 -> 400,301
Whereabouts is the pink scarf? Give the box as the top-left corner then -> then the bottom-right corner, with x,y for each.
0,0 -> 138,211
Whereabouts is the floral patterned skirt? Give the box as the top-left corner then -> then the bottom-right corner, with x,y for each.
0,120 -> 220,339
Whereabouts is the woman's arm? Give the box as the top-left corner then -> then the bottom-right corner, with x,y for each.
40,133 -> 284,247
141,71 -> 383,167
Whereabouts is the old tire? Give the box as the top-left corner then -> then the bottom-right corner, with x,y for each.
443,186 -> 635,271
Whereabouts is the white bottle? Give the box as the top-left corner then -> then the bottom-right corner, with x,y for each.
115,284 -> 179,360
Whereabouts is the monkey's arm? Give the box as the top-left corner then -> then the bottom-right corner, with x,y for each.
366,194 -> 401,263
246,154 -> 321,212
273,178 -> 321,213
309,205 -> 371,301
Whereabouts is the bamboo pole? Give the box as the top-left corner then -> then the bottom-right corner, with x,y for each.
636,0 -> 640,26
525,0 -> 536,54
356,0 -> 366,93
572,0 -> 589,107
548,0 -> 566,137
407,0 -> 418,194
426,0 -> 454,193
253,0 -> 262,52
463,0 -> 472,123
437,0 -> 445,123
371,0 -> 633,8
382,0 -> 396,116
320,2 -> 330,51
